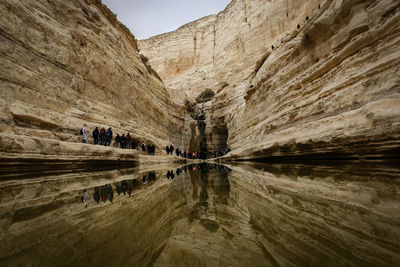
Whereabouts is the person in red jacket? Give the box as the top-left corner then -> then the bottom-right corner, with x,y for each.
100,127 -> 106,146
126,132 -> 132,149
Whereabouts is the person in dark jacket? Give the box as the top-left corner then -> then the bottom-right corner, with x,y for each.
141,141 -> 146,152
92,127 -> 99,145
120,134 -> 126,148
115,134 -> 121,147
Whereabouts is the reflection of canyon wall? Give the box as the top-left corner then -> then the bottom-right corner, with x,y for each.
0,0 -> 184,160
228,162 -> 400,266
1,163 -> 399,265
139,0 -> 400,159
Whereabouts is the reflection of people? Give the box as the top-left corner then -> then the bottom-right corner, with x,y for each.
148,171 -> 156,182
106,184 -> 114,202
81,189 -> 88,208
101,185 -> 107,202
127,181 -> 132,197
93,187 -> 100,203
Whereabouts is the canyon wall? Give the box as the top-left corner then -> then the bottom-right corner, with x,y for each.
0,0 -> 185,162
139,0 -> 400,159
139,0 -> 321,99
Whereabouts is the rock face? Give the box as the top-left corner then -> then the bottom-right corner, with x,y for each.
1,0 -> 399,160
139,0 -> 400,159
0,0 -> 185,162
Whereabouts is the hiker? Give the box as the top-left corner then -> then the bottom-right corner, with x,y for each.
170,145 -> 174,155
92,127 -> 99,145
120,134 -> 126,149
175,148 -> 179,156
141,141 -> 146,152
166,146 -> 170,155
183,150 -> 187,158
115,134 -> 121,147
100,127 -> 106,145
106,127 -> 113,146
126,133 -> 132,149
81,123 -> 88,143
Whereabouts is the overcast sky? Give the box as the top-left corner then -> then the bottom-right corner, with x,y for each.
101,0 -> 231,40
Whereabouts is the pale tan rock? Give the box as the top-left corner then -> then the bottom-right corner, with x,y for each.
140,0 -> 400,158
0,0 -> 186,160
1,0 -> 399,160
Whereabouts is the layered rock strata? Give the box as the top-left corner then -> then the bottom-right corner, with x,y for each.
1,163 -> 399,265
0,0 -> 185,163
139,0 -> 400,159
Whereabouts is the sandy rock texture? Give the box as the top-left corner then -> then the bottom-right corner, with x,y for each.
139,0 -> 400,159
1,162 -> 399,266
0,0 -> 185,162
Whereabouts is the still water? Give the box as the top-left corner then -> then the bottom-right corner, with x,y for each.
0,161 -> 399,266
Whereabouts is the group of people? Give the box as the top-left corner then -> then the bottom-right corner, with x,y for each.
165,145 -> 175,155
81,125 -> 231,158
142,142 -> 156,155
115,133 -> 134,149
80,124 -> 156,155
81,124 -> 113,146
91,126 -> 113,146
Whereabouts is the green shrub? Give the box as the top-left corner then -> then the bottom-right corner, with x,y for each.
196,88 -> 215,103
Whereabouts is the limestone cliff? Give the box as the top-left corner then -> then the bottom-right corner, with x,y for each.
0,0 -> 185,162
139,0 -> 400,159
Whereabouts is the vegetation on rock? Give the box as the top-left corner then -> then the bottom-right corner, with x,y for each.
196,88 -> 215,103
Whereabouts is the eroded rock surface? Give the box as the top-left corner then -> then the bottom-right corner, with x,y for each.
139,0 -> 400,159
0,0 -> 185,162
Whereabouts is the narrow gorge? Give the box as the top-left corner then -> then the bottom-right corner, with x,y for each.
0,0 -> 399,266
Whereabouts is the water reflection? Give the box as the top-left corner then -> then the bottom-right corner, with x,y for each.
0,162 -> 399,266
79,171 -> 159,207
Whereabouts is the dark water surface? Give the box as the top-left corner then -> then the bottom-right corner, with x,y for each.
0,161 -> 399,266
